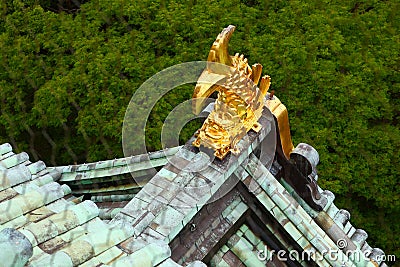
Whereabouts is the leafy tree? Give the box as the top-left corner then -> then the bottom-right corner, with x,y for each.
0,0 -> 398,261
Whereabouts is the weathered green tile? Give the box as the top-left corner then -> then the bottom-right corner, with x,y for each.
224,202 -> 248,225
283,206 -> 303,226
271,206 -> 289,226
271,191 -> 291,210
180,206 -> 198,230
297,220 -> 317,241
1,152 -> 29,169
121,198 -> 150,217
152,205 -> 184,236
215,258 -> 230,267
229,237 -> 264,267
221,245 -> 229,253
157,258 -> 182,267
326,204 -> 339,219
82,227 -> 128,256
239,224 -> 249,233
283,221 -> 303,242
186,260 -> 207,267
309,220 -> 329,240
29,251 -> 73,267
221,198 -> 241,218
297,236 -> 311,250
0,143 -> 12,155
243,228 -> 260,246
255,192 -> 276,211
110,241 -> 170,267
175,147 -> 197,161
296,206 -> 314,223
309,236 -> 330,255
158,168 -> 178,181
225,209 -> 246,225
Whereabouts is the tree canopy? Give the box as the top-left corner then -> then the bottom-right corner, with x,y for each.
0,0 -> 399,261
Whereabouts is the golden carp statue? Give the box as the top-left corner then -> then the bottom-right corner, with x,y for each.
192,25 -> 294,160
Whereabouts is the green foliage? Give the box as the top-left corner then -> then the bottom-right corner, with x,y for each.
0,0 -> 398,261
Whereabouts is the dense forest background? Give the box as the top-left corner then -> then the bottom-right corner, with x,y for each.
0,0 -> 398,263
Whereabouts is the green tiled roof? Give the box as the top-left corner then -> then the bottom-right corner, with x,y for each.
0,100 -> 389,267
